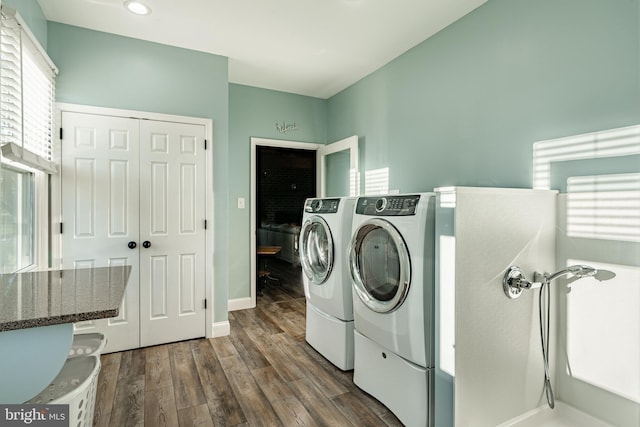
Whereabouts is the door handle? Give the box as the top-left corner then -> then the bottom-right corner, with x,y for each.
142,241 -> 151,248
128,241 -> 137,249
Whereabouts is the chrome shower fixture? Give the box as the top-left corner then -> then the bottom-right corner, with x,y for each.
502,263 -> 615,410
545,264 -> 596,282
503,266 -> 542,299
503,264 -> 602,299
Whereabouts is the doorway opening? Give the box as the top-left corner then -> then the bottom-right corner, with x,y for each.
255,145 -> 316,303
246,135 -> 359,309
256,146 -> 316,237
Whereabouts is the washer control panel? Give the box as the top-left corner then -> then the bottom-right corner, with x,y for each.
356,195 -> 420,216
304,198 -> 340,214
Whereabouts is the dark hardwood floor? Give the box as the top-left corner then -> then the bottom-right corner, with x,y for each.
93,259 -> 403,426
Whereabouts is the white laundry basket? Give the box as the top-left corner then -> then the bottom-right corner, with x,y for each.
68,332 -> 106,358
26,355 -> 101,427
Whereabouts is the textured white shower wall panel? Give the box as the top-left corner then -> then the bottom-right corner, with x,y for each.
452,187 -> 557,427
556,194 -> 640,427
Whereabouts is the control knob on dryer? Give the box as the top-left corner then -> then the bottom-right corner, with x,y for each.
375,197 -> 387,213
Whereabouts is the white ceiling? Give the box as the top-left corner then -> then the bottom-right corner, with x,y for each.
38,0 -> 487,99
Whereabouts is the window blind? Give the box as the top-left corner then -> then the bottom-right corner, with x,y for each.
0,10 -> 22,148
0,6 -> 57,173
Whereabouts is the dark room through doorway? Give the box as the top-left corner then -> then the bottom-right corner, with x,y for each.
255,145 -> 316,300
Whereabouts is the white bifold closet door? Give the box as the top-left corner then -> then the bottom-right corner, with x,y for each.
137,119 -> 206,347
61,111 -> 206,353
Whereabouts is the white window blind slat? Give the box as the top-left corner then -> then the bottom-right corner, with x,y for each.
1,11 -> 22,153
0,6 -> 57,173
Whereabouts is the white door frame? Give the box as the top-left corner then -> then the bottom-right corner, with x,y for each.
241,138 -> 321,310
318,135 -> 359,198
51,103 -> 216,339
238,136 -> 358,311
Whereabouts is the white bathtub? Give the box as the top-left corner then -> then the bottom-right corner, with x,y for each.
497,401 -> 612,427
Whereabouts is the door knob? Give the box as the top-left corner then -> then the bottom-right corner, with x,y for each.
128,241 -> 137,249
142,241 -> 151,248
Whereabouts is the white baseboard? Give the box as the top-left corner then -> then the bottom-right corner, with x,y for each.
228,296 -> 255,312
212,321 -> 230,337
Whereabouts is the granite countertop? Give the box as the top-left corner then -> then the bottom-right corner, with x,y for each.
0,265 -> 131,332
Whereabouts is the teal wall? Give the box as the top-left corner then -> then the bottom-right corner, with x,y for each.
46,23 -> 231,323
2,0 -> 47,48
325,150 -> 350,197
228,83 -> 326,300
326,0 -> 639,423
328,0 -> 640,193
9,0 -> 639,321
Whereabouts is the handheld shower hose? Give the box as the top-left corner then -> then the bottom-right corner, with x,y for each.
539,277 -> 554,408
538,265 -> 598,409
503,264 -> 614,409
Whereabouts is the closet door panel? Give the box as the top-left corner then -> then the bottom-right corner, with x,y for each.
60,112 -> 140,353
139,120 -> 207,347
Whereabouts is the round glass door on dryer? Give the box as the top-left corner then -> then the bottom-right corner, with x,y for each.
349,217 -> 411,314
299,214 -> 334,288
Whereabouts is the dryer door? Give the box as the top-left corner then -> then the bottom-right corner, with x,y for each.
299,215 -> 334,285
349,218 -> 411,313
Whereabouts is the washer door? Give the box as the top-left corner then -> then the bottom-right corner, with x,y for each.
299,215 -> 334,285
349,218 -> 411,313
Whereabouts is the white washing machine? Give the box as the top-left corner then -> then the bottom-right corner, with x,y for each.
299,197 -> 357,370
348,193 -> 436,427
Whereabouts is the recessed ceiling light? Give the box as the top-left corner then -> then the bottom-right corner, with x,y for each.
124,1 -> 151,15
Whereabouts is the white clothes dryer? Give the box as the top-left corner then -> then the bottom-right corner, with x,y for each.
348,193 -> 436,427
299,197 -> 357,370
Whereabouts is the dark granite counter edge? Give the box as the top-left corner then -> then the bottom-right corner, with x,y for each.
0,307 -> 120,332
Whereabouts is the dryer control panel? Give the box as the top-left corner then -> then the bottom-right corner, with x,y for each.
304,198 -> 340,214
356,195 -> 420,216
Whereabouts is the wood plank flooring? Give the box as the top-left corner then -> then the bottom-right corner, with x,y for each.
93,259 -> 403,426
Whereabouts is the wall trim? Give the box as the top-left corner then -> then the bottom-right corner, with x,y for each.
212,320 -> 230,338
228,297 -> 254,312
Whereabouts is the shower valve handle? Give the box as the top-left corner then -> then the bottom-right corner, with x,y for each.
517,278 -> 543,290
503,266 -> 542,299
